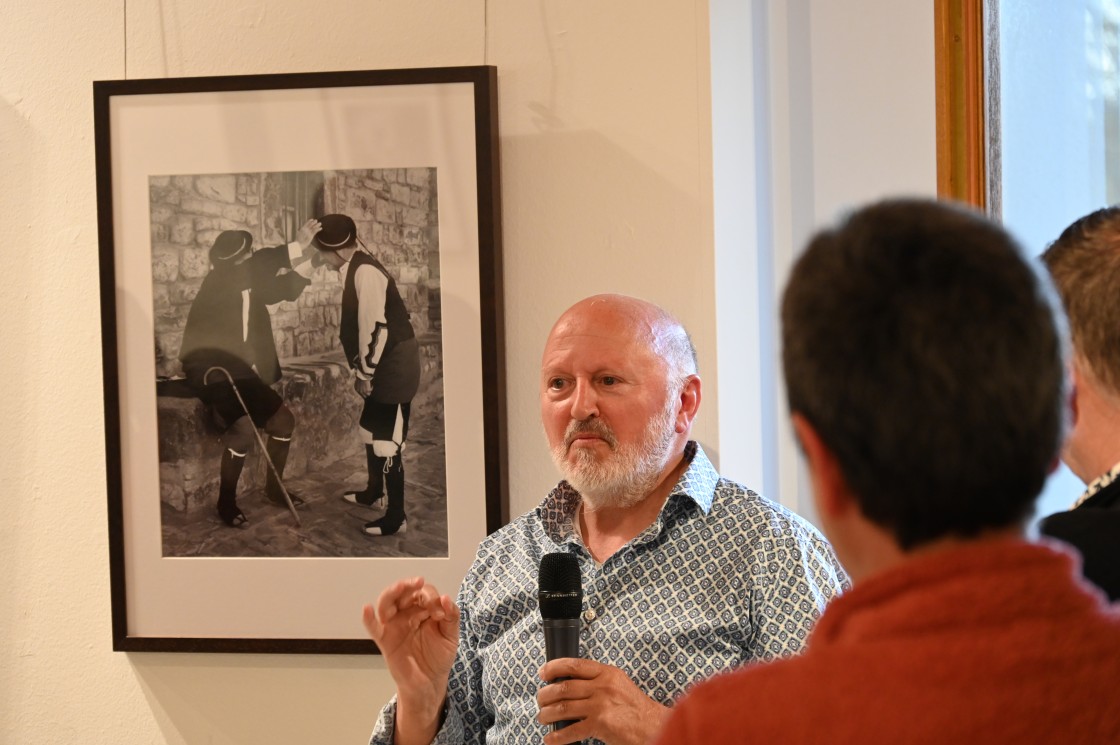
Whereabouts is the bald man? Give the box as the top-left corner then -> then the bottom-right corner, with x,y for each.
362,294 -> 848,745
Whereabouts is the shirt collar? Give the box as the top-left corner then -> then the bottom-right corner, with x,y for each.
1073,459 -> 1120,508
538,440 -> 718,545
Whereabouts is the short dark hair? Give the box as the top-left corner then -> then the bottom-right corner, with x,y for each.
1042,206 -> 1120,395
781,199 -> 1068,550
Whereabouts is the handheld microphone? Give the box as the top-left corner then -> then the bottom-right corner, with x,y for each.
538,551 -> 582,732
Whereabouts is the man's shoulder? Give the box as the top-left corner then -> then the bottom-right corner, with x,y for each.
1040,506 -> 1120,540
472,503 -> 550,562
704,477 -> 846,588
710,476 -> 822,535
251,244 -> 289,262
352,255 -> 390,280
458,506 -> 551,609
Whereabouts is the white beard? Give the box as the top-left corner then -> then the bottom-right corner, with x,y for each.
551,393 -> 678,510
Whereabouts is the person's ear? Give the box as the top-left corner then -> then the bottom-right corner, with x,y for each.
790,413 -> 853,520
1068,358 -> 1083,429
674,375 -> 702,434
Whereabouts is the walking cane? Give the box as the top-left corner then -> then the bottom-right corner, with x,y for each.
204,366 -> 302,527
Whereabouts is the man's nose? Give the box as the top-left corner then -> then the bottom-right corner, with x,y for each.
570,379 -> 599,421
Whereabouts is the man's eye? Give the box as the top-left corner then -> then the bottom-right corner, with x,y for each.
548,378 -> 566,390
601,376 -> 618,386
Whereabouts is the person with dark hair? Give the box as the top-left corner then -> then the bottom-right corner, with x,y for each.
179,219 -> 321,528
655,199 -> 1120,744
1038,207 -> 1120,601
360,294 -> 848,745
313,214 -> 421,537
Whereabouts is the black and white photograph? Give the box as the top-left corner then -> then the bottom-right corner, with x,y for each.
95,67 -> 505,653
152,167 -> 448,558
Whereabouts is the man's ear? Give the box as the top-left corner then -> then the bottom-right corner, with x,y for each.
674,375 -> 702,434
790,413 -> 853,520
1068,357 -> 1083,429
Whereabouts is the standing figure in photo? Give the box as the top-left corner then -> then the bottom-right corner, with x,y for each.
1039,206 -> 1120,600
314,213 -> 421,537
179,220 -> 321,528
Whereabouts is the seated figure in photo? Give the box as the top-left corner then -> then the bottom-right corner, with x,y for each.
179,220 -> 320,528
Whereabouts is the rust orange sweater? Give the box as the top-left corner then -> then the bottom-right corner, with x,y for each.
655,540 -> 1120,744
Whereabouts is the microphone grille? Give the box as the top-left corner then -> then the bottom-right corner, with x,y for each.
538,552 -> 582,619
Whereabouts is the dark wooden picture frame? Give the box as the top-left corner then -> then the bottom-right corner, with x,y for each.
94,66 -> 507,654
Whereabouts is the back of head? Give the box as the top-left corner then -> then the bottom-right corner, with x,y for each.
1042,206 -> 1120,395
781,198 -> 1068,549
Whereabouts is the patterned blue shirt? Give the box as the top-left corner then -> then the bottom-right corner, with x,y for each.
369,442 -> 849,745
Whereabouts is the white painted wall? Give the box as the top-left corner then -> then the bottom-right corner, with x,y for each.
0,1 -> 934,742
711,0 -> 936,520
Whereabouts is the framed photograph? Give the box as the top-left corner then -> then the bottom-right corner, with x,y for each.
94,66 -> 506,653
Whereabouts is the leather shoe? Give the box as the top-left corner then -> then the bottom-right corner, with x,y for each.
362,518 -> 407,536
343,489 -> 384,508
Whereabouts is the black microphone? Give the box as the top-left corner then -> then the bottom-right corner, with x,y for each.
538,551 -> 582,732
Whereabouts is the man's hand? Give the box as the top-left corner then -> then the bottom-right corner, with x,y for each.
294,218 -> 322,263
536,658 -> 671,745
295,218 -> 322,250
363,577 -> 460,745
354,376 -> 373,398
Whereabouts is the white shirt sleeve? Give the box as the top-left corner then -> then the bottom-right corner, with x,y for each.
286,241 -> 313,278
354,262 -> 390,379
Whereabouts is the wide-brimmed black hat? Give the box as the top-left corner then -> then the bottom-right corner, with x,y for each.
312,214 -> 358,251
209,230 -> 253,264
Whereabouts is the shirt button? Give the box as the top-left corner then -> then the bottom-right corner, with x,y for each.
583,608 -> 597,622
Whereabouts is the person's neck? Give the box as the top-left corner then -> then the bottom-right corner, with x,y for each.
578,451 -> 690,564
